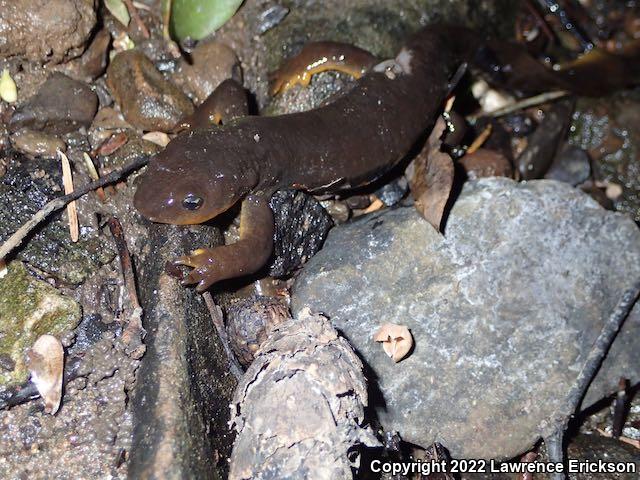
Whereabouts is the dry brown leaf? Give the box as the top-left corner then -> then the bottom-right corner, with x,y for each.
406,117 -> 454,231
373,323 -> 413,363
27,335 -> 65,414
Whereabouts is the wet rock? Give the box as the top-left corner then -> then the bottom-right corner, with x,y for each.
570,90 -> 640,221
375,177 -> 409,207
60,29 -> 112,81
0,261 -> 80,386
257,4 -> 289,35
545,144 -> 592,186
130,223 -> 236,480
517,99 -> 575,180
269,190 -> 334,278
106,50 -> 194,132
172,40 -> 242,105
10,128 -> 66,159
292,178 -> 640,460
9,73 -> 98,135
0,0 -> 96,64
458,148 -> 513,179
0,154 -> 116,284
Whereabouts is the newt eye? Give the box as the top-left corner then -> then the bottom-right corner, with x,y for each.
182,193 -> 203,210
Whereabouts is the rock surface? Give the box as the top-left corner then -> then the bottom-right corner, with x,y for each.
0,154 -> 115,284
0,261 -> 81,386
9,73 -> 98,135
292,178 -> 640,460
106,51 -> 194,132
0,0 -> 96,64
172,40 -> 242,104
269,190 -> 333,278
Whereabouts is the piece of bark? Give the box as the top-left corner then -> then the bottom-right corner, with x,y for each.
229,308 -> 379,479
129,223 -> 237,480
406,117 -> 454,231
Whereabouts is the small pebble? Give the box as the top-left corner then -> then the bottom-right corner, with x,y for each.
11,128 -> 66,159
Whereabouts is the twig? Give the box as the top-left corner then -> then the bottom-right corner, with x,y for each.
484,90 -> 569,118
202,292 -> 244,380
108,217 -> 145,358
0,155 -> 149,263
545,428 -> 565,480
612,378 -> 628,438
536,0 -> 594,52
123,0 -> 150,39
467,124 -> 492,154
58,150 -> 79,242
545,279 -> 640,479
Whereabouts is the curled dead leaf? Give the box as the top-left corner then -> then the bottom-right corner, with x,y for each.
27,335 -> 64,415
406,117 -> 454,231
373,323 -> 413,363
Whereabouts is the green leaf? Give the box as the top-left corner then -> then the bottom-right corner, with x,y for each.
169,0 -> 243,41
105,0 -> 131,27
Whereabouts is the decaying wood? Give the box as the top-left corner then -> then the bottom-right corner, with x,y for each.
406,117 -> 454,231
229,308 -> 379,479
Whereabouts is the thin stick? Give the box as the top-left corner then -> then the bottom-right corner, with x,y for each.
485,90 -> 569,118
0,155 -> 149,262
58,150 -> 79,242
544,279 -> 640,479
123,0 -> 150,39
467,124 -> 492,154
108,217 -> 145,358
203,292 -> 244,380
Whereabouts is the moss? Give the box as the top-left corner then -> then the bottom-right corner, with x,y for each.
0,261 -> 81,386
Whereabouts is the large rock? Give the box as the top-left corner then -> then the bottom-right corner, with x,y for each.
0,0 -> 96,64
292,178 -> 640,460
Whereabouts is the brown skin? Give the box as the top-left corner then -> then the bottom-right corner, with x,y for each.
134,25 -> 476,291
174,78 -> 249,132
269,41 -> 378,95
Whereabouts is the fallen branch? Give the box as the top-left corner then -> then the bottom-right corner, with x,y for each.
0,155 -> 149,262
229,308 -> 379,479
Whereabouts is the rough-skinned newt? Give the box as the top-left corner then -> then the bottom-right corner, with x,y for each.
134,25 -> 474,291
133,24 -> 640,292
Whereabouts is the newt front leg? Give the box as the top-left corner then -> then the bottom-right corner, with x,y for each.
175,194 -> 274,292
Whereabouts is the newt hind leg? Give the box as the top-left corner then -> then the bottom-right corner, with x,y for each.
173,78 -> 249,132
175,194 -> 274,292
270,41 -> 377,95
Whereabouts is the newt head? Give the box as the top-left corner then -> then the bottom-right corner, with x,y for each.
133,132 -> 256,225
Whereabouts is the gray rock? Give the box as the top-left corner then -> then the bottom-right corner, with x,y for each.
292,178 -> 640,460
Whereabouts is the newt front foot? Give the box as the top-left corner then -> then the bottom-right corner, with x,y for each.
174,194 -> 275,292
